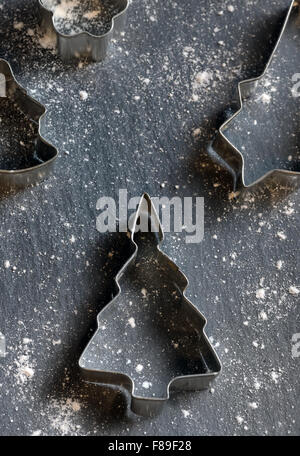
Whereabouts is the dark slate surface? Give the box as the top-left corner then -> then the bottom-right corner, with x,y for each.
0,0 -> 299,436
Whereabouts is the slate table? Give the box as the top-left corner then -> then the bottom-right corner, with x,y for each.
0,0 -> 299,436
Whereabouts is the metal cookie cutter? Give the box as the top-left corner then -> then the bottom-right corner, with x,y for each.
79,194 -> 221,417
38,0 -> 129,61
208,0 -> 300,191
0,59 -> 57,190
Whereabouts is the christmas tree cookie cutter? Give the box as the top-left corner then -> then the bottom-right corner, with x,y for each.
38,0 -> 129,61
208,0 -> 300,191
0,59 -> 57,190
79,194 -> 221,417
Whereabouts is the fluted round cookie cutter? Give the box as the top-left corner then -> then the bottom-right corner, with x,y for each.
0,59 -> 57,190
38,0 -> 129,61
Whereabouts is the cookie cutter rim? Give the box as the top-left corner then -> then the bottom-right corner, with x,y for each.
79,193 -> 222,417
0,58 -> 58,189
208,0 -> 300,190
38,0 -> 129,61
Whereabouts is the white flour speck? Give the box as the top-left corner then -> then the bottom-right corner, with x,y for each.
259,311 -> 268,321
15,355 -> 35,384
13,21 -> 24,30
23,338 -> 32,345
79,90 -> 88,101
248,402 -> 258,409
193,70 -> 212,88
289,286 -> 299,296
254,380 -> 261,390
52,339 -> 62,345
256,288 -> 266,300
141,288 -> 147,298
128,317 -> 136,328
270,371 -> 280,384
236,415 -> 244,424
257,93 -> 271,104
277,231 -> 287,240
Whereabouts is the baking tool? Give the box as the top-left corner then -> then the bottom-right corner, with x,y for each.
0,59 -> 57,190
38,0 -> 129,61
79,194 -> 221,417
208,0 -> 300,191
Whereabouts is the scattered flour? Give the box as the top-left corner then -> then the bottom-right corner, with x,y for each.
192,127 -> 201,137
276,260 -> 283,270
256,288 -> 266,300
40,0 -> 115,36
254,380 -> 261,390
277,231 -> 287,240
270,370 -> 281,384
141,288 -> 147,298
47,398 -> 82,436
248,402 -> 258,409
128,317 -> 136,328
83,10 -> 101,20
13,21 -> 24,30
38,28 -> 57,50
43,0 -> 81,20
289,286 -> 299,296
182,409 -> 190,418
52,339 -> 62,345
257,93 -> 271,104
79,90 -> 88,101
235,415 -> 244,425
13,337 -> 35,384
23,338 -> 32,345
15,354 -> 35,384
193,70 -> 213,90
259,311 -> 268,321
